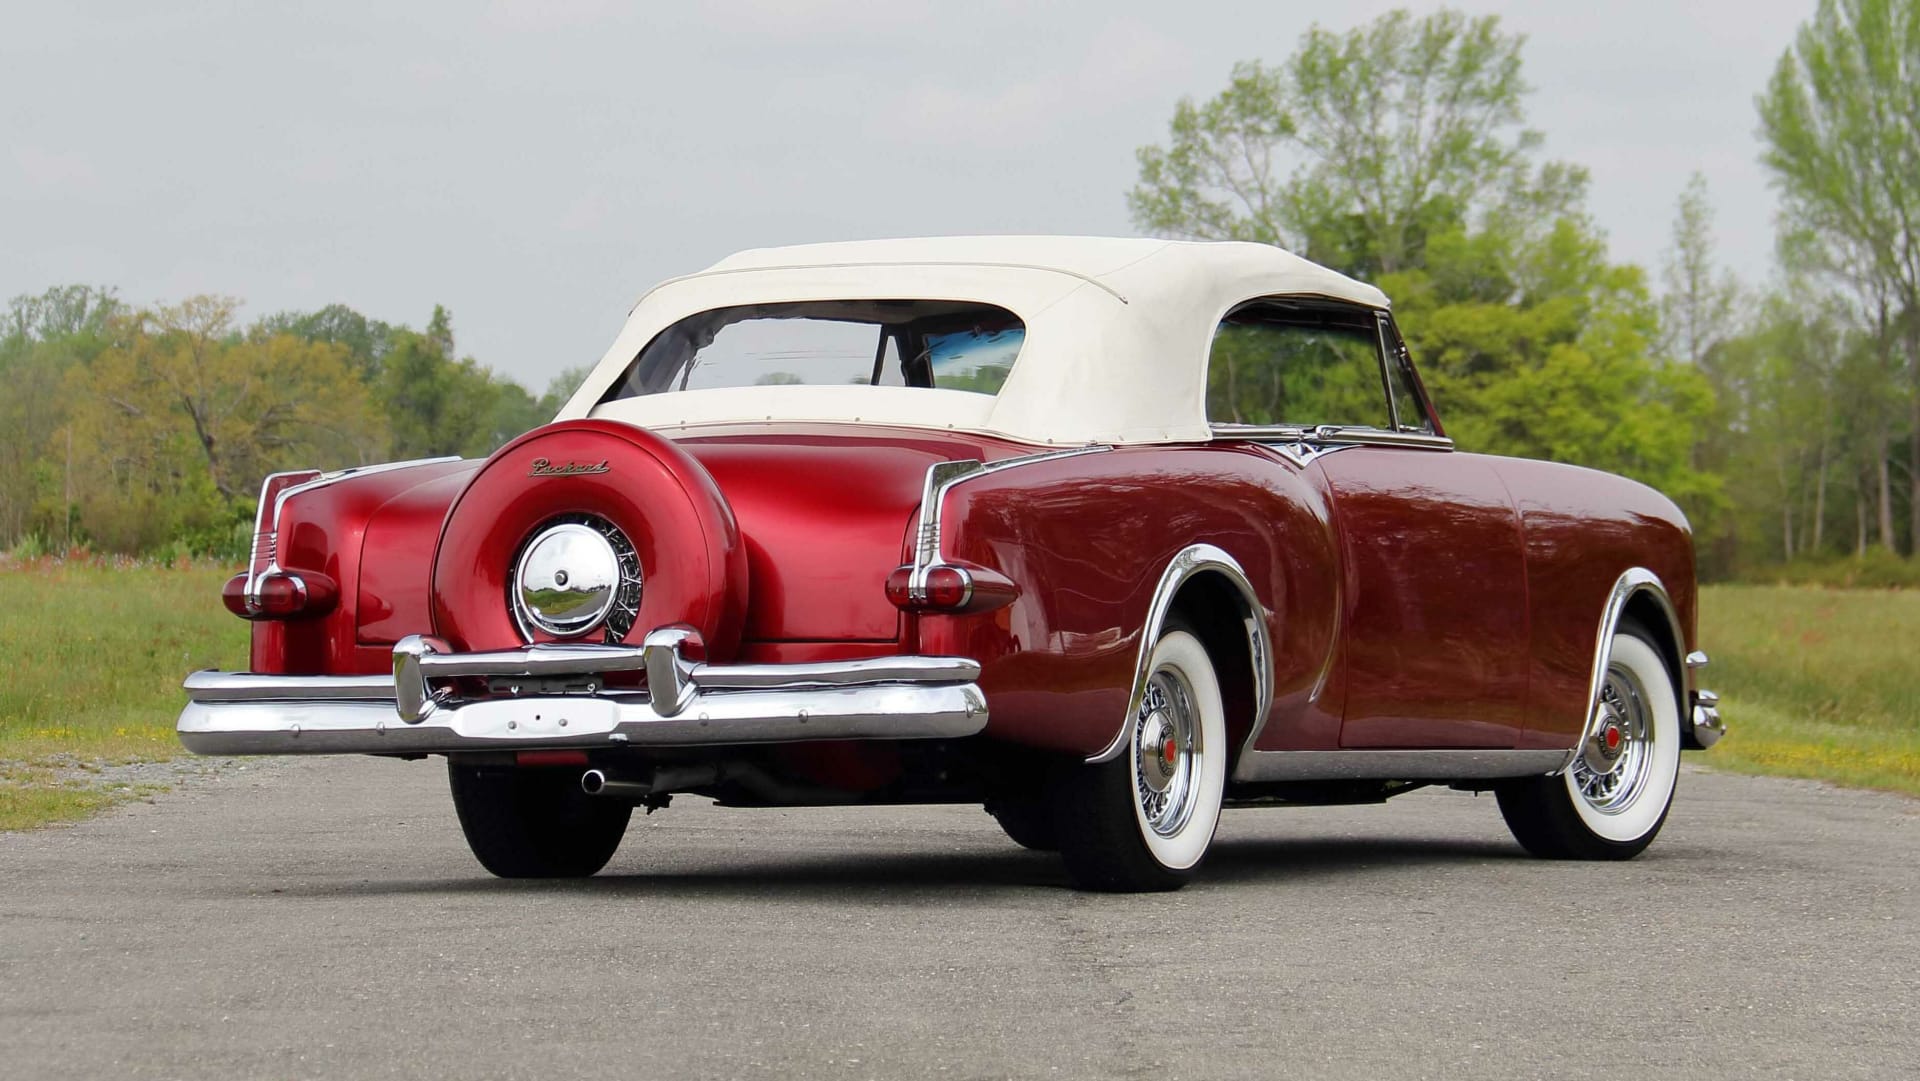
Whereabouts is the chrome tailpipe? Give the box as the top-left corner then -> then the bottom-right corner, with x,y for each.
579,761 -> 854,805
580,769 -> 651,799
580,764 -> 721,799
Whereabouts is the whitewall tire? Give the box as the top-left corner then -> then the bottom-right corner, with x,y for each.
1497,620 -> 1681,860
1054,625 -> 1228,891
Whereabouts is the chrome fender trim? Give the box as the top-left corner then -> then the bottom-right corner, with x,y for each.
245,456 -> 463,607
906,446 -> 1109,602
1560,567 -> 1689,775
1087,544 -> 1273,765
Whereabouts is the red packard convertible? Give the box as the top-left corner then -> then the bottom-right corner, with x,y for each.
179,237 -> 1723,892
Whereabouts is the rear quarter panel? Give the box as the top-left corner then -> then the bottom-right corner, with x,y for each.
262,460 -> 479,674
916,444 -> 1344,759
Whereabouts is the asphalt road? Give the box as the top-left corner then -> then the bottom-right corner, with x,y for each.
2,756 -> 1914,1081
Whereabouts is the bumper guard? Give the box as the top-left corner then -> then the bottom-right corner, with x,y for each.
178,628 -> 988,755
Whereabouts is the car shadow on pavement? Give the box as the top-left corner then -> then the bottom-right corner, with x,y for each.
255,835 -> 1525,901
1202,835 -> 1525,886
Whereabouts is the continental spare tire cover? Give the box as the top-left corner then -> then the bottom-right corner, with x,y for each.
431,419 -> 748,659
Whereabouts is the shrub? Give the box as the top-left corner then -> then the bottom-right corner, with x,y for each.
1741,551 -> 1920,590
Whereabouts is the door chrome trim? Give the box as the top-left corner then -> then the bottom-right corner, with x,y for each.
1232,748 -> 1567,782
1087,544 -> 1273,766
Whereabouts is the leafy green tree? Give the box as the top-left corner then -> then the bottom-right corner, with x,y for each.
1392,221 -> 1721,518
1133,9 -> 1718,522
539,365 -> 592,415
376,326 -> 501,459
62,298 -> 386,551
0,286 -> 125,546
374,306 -> 556,458
487,381 -> 550,446
1711,292 -> 1895,566
1660,173 -> 1744,368
1757,0 -> 1920,554
252,303 -> 397,380
1130,9 -> 1584,276
3,285 -> 122,348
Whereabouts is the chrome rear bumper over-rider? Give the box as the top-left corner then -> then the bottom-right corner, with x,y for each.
177,628 -> 988,755
1685,651 -> 1724,749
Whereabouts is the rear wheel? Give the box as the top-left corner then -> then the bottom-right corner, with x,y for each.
1052,626 -> 1227,892
1496,621 -> 1681,860
448,763 -> 632,878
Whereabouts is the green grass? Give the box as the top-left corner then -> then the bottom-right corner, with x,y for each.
1697,584 -> 1920,796
0,560 -> 243,828
1,567 -> 1911,828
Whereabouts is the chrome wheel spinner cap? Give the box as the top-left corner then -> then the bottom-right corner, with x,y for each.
512,522 -> 624,638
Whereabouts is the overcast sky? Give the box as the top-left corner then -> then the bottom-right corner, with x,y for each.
5,0 -> 1813,390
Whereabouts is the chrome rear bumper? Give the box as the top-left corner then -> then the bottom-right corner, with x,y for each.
178,629 -> 988,755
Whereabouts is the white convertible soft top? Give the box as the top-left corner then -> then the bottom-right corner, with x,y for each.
563,236 -> 1388,446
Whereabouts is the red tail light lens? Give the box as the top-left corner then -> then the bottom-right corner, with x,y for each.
921,566 -> 974,607
885,563 -> 1017,613
222,570 -> 338,619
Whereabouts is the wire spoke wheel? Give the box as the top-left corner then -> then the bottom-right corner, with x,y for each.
1054,623 -> 1227,892
1133,670 -> 1203,837
1568,667 -> 1655,814
1496,618 -> 1681,860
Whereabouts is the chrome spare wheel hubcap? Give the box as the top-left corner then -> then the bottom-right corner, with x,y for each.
1135,669 -> 1202,836
511,519 -> 641,640
1571,665 -> 1654,813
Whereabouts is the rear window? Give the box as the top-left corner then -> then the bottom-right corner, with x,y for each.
600,300 -> 1025,402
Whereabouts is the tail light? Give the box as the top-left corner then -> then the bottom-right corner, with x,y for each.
222,569 -> 339,619
223,469 -> 324,620
885,562 -> 1018,613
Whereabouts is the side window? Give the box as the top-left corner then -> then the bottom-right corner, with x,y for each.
1376,315 -> 1434,433
1206,302 -> 1393,429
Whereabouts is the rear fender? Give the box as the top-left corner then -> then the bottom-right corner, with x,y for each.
914,445 -> 1327,760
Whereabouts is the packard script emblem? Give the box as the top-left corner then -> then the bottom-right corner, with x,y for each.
528,457 -> 611,477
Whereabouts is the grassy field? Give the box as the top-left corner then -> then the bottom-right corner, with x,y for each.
1696,583 -> 1920,796
0,567 -> 1912,830
0,561 -> 243,829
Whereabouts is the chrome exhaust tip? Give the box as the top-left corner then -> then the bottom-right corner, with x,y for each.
580,768 -> 653,798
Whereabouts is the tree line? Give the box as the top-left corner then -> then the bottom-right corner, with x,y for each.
4,2 -> 1915,581
0,290 -> 583,557
1131,0 -> 1919,580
